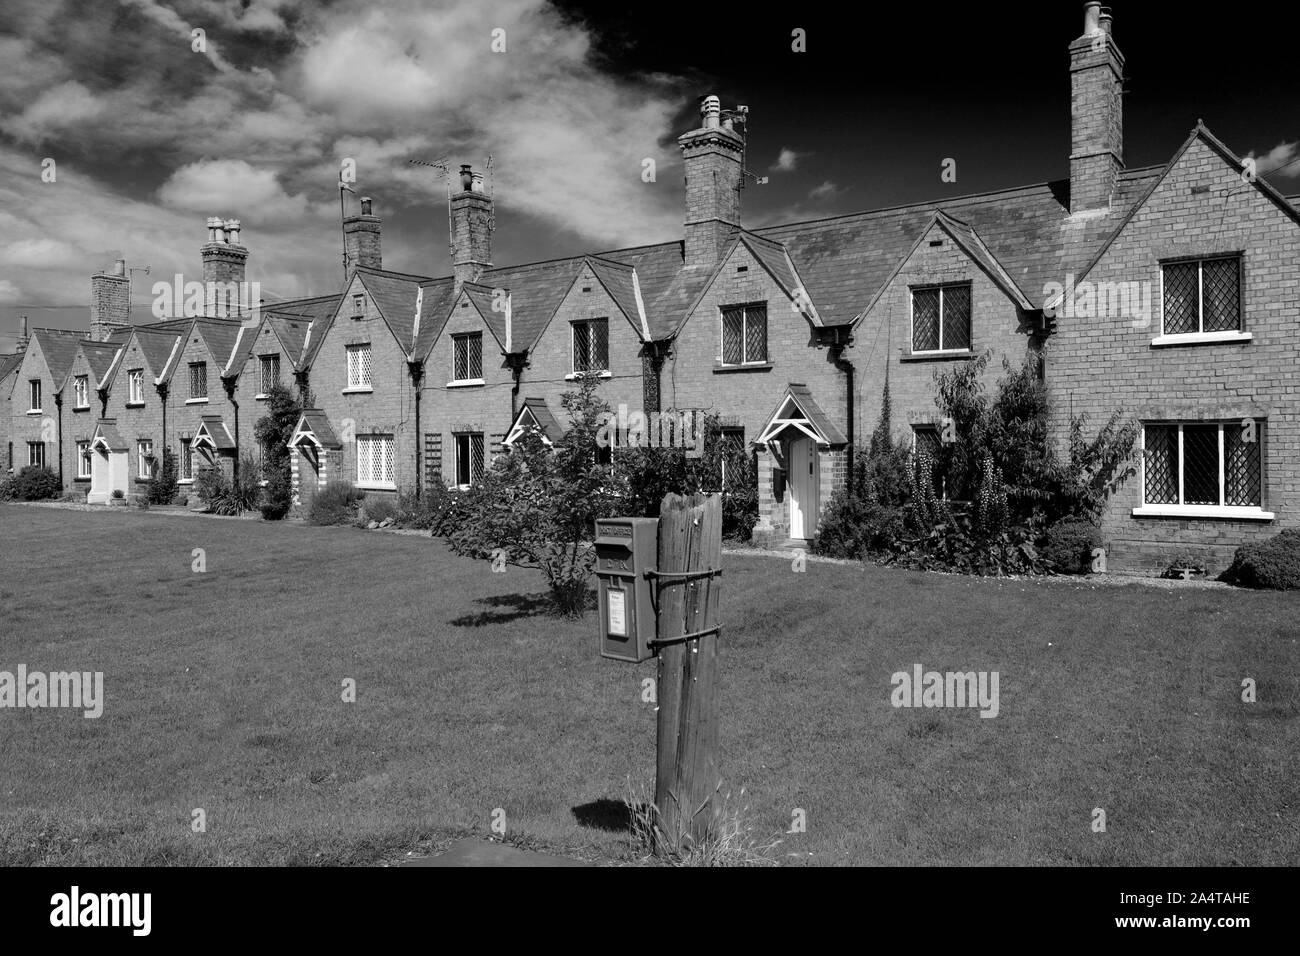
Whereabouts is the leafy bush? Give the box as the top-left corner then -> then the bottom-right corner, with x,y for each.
133,494 -> 151,511
446,375 -> 624,615
194,456 -> 261,515
1225,530 -> 1300,589
360,496 -> 399,525
614,414 -> 758,542
2,466 -> 61,501
260,468 -> 293,520
1040,517 -> 1102,574
254,384 -> 302,521
147,448 -> 178,504
111,489 -> 124,500
308,480 -> 365,526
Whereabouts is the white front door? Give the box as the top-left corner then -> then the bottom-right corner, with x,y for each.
788,436 -> 819,539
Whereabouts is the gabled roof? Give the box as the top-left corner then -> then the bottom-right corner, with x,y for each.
459,282 -> 510,350
412,278 -> 458,360
474,257 -> 586,352
193,415 -> 237,453
1064,123 -> 1300,295
118,327 -> 184,384
585,255 -> 650,340
755,383 -> 847,447
354,266 -> 432,354
0,351 -> 23,383
28,327 -> 88,388
79,340 -> 126,388
504,397 -> 566,446
289,408 -> 342,450
90,419 -> 128,453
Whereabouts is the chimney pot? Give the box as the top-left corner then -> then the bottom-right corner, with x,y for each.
1083,1 -> 1102,35
470,171 -> 485,193
206,216 -> 221,243
113,258 -> 126,276
459,164 -> 474,191
360,196 -> 373,215
1098,6 -> 1113,34
701,94 -> 721,129
225,219 -> 242,245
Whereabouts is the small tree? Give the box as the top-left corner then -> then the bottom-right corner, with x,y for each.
254,384 -> 302,520
446,374 -> 624,615
147,448 -> 179,504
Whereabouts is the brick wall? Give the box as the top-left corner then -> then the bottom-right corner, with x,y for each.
310,277 -> 417,496
9,342 -> 61,483
422,293 -> 516,485
853,221 -> 1035,450
103,336 -> 166,491
64,349 -> 101,494
1048,136 -> 1300,572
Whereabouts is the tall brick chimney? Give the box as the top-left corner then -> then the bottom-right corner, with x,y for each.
344,196 -> 382,274
201,217 -> 249,316
678,94 -> 744,268
1069,3 -> 1125,214
90,259 -> 131,341
450,166 -> 492,291
17,314 -> 29,352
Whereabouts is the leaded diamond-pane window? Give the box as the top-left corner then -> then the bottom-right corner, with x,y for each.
454,432 -> 484,486
1143,421 -> 1264,510
572,319 -> 608,373
911,283 -> 971,353
720,303 -> 767,365
189,362 -> 207,399
356,434 -> 394,486
346,344 -> 372,388
453,332 -> 482,381
1161,256 -> 1241,335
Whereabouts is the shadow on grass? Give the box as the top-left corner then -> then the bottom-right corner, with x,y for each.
449,592 -> 560,627
572,798 -> 635,833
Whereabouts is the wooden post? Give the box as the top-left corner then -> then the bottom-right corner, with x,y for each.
653,492 -> 723,853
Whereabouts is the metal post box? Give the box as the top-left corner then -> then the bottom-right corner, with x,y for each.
595,517 -> 658,662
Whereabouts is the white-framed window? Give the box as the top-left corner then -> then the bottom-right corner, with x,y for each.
137,439 -> 155,479
189,362 -> 207,400
356,434 -> 395,488
452,332 -> 483,382
1161,255 -> 1242,337
346,344 -> 372,389
454,432 -> 484,487
1136,420 -> 1270,518
571,318 -> 609,373
77,440 -> 92,478
28,379 -> 41,411
128,369 -> 144,404
179,440 -> 193,482
28,441 -> 45,468
259,354 -> 280,394
720,303 -> 767,365
74,374 -> 89,409
911,282 -> 972,353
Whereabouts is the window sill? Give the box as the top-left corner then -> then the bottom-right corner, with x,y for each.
712,361 -> 773,374
74,477 -> 91,483
356,482 -> 396,491
26,409 -> 42,415
447,379 -> 486,388
178,479 -> 194,485
341,387 -> 373,394
900,349 -> 975,363
564,371 -> 612,380
185,398 -> 209,405
1150,331 -> 1252,347
1132,505 -> 1274,521
126,402 -> 145,408
73,405 -> 90,412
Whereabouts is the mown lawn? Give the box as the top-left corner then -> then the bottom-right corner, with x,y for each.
0,502 -> 1296,866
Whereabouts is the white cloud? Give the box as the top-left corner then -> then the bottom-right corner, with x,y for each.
0,279 -> 23,304
772,148 -> 803,173
157,159 -> 312,222
808,181 -> 842,201
2,237 -> 83,268
1248,141 -> 1300,180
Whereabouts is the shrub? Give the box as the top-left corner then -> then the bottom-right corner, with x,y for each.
193,457 -> 260,516
1040,517 -> 1102,574
193,466 -> 228,511
111,488 -> 124,500
359,496 -> 399,525
1225,530 -> 1300,590
147,448 -> 178,505
260,468 -> 293,520
3,466 -> 61,501
308,480 -> 365,526
133,494 -> 151,511
815,494 -> 906,559
447,375 -> 624,615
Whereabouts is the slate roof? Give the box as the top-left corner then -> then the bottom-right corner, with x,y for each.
293,408 -> 342,449
91,419 -> 128,452
80,340 -> 125,387
195,415 -> 237,452
509,397 -> 566,443
355,267 -> 433,353
412,278 -> 458,360
0,352 -> 22,383
29,328 -> 88,388
127,327 -> 183,381
758,383 -> 848,446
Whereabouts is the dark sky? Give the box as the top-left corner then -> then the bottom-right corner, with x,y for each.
0,0 -> 1295,348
